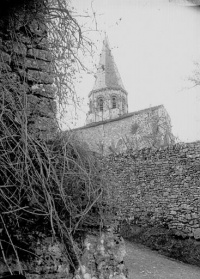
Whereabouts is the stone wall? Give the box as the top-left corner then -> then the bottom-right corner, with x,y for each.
75,231 -> 128,279
74,105 -> 175,155
0,1 -> 61,277
0,0 -> 57,140
0,231 -> 128,279
0,237 -> 70,279
0,5 -> 128,278
102,141 -> 200,239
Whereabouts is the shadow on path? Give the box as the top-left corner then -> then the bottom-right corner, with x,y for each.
125,241 -> 200,279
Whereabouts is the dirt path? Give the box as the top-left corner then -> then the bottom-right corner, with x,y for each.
125,241 -> 200,279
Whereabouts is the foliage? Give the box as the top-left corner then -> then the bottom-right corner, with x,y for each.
130,123 -> 139,135
107,113 -> 175,155
189,61 -> 200,88
120,222 -> 200,267
47,0 -> 94,120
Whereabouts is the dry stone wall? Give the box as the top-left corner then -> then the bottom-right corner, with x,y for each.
75,231 -> 128,279
102,141 -> 200,239
0,232 -> 128,279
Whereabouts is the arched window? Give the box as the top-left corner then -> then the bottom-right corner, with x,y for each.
89,100 -> 92,112
98,97 -> 104,111
112,96 -> 117,109
122,98 -> 126,113
116,138 -> 126,153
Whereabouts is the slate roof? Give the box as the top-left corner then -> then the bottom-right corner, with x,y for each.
89,36 -> 127,97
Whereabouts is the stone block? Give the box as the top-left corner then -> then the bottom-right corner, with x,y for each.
33,37 -> 49,50
29,18 -> 47,36
13,42 -> 27,56
0,50 -> 11,64
3,41 -> 27,56
28,117 -> 57,140
14,57 -> 53,73
193,228 -> 200,240
27,48 -> 52,62
170,210 -> 177,215
77,232 -> 128,279
31,84 -> 56,99
191,213 -> 198,219
185,213 -> 191,220
18,33 -> 32,45
27,69 -> 54,84
0,72 -> 20,83
0,62 -> 11,72
27,94 -> 56,118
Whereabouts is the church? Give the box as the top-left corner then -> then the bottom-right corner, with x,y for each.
73,37 -> 175,155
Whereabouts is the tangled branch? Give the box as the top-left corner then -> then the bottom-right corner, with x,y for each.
0,0 -> 106,274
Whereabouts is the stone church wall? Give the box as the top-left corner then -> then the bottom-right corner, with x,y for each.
87,89 -> 128,124
102,141 -> 200,239
74,105 -> 174,155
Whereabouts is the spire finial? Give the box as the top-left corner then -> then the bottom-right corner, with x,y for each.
103,31 -> 108,44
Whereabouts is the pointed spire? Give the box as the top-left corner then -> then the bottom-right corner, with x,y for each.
91,35 -> 126,94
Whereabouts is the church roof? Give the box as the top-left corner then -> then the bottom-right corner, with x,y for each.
89,36 -> 127,96
74,105 -> 164,131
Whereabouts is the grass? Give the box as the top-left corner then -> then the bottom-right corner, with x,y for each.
119,220 -> 200,267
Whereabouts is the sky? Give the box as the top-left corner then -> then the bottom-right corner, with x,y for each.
63,0 -> 200,143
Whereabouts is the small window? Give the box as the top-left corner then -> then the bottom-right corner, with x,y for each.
122,98 -> 125,113
98,98 -> 103,111
89,100 -> 92,112
112,96 -> 117,109
116,138 -> 126,153
131,123 -> 139,134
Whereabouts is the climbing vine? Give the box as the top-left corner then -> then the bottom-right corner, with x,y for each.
0,0 -> 107,274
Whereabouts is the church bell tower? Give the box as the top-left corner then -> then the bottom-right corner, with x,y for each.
86,36 -> 128,124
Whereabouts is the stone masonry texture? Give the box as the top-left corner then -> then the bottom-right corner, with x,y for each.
0,1 -> 61,278
0,0 -> 57,141
0,2 -> 129,279
74,105 -> 175,155
75,231 -> 128,279
0,237 -> 70,279
102,141 -> 200,239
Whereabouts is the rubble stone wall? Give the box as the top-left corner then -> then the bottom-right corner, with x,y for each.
0,4 -> 128,279
102,141 -> 200,239
75,231 -> 128,279
0,237 -> 70,279
74,105 -> 175,155
0,0 -> 57,140
0,232 -> 128,279
0,1 -> 61,277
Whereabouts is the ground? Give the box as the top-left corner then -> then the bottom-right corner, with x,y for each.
125,241 -> 200,279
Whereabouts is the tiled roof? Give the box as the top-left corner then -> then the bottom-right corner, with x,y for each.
73,105 -> 164,131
